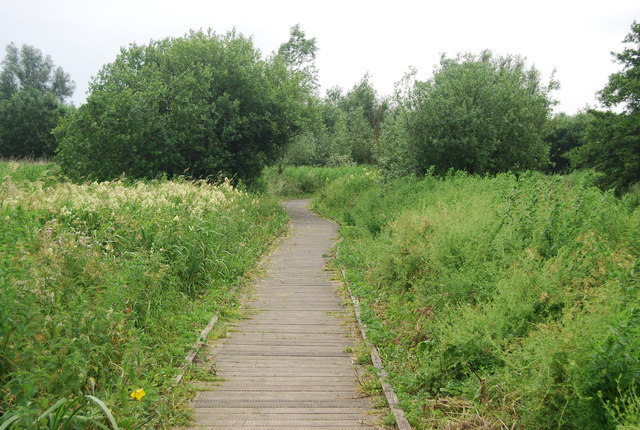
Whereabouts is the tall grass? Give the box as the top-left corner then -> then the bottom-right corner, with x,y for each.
261,165 -> 372,197
0,159 -> 61,186
0,161 -> 287,428
298,167 -> 639,429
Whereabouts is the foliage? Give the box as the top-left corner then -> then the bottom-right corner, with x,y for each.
55,30 -> 310,184
0,43 -> 74,102
570,110 -> 640,192
0,161 -> 287,427
568,21 -> 640,193
276,24 -> 319,93
292,167 -> 640,429
337,75 -> 386,164
544,111 -> 593,173
2,395 -> 119,429
0,89 -> 72,158
262,164 -> 371,198
282,75 -> 386,166
379,51 -> 556,176
0,44 -> 74,159
599,21 -> 640,113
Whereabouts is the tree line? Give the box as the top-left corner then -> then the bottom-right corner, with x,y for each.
0,21 -> 638,192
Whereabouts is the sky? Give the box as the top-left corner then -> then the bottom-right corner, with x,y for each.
1,0 -> 638,114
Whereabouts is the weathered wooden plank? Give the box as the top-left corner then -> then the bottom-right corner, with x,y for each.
193,407 -> 372,414
195,376 -> 360,386
185,426 -> 370,430
190,418 -> 372,426
220,327 -> 348,334
216,370 -> 356,377
196,391 -> 367,401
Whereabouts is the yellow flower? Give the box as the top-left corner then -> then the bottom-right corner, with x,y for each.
130,388 -> 146,400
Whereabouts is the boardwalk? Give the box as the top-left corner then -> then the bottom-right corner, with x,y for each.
186,199 -> 382,429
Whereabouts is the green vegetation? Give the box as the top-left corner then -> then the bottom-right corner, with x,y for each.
267,167 -> 640,429
545,111 -> 593,174
55,29 -> 312,184
0,44 -> 74,159
2,16 -> 639,430
379,51 -> 556,178
568,21 -> 640,193
0,161 -> 287,428
262,164 -> 371,198
283,74 -> 385,167
0,159 -> 61,185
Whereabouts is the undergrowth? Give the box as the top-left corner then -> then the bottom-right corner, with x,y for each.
274,167 -> 640,429
0,161 -> 288,428
261,165 -> 371,198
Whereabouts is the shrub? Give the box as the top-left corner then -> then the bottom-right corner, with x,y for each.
55,30 -> 309,184
379,51 -> 556,177
310,167 -> 639,429
0,166 -> 287,427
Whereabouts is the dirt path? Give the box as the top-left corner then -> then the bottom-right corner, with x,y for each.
185,199 -> 382,429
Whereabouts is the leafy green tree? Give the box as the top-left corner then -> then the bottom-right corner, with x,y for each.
0,43 -> 74,102
281,96 -> 352,167
275,36 -> 387,168
545,112 -> 593,173
0,43 -> 74,158
55,30 -> 309,183
277,24 -> 319,93
282,76 -> 387,167
568,21 -> 640,192
599,21 -> 640,113
380,51 -> 557,176
0,89 -> 71,158
339,75 -> 386,164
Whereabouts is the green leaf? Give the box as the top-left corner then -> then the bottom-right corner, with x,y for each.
0,415 -> 21,430
85,395 -> 120,430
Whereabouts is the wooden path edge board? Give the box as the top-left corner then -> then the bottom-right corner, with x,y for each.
339,268 -> 413,430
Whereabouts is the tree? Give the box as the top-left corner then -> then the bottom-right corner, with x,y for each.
282,75 -> 388,167
544,112 -> 593,174
55,30 -> 309,183
339,75 -> 386,164
0,89 -> 71,158
568,21 -> 640,192
277,24 -> 319,93
380,51 -> 557,176
0,43 -> 74,102
599,21 -> 640,114
0,43 -> 74,158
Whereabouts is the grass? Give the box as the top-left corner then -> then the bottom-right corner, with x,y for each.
261,165 -> 373,198
269,166 -> 640,429
0,159 -> 61,186
0,161 -> 288,428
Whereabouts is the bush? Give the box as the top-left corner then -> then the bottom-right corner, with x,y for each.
310,167 -> 639,429
55,30 -> 308,184
379,51 -> 556,177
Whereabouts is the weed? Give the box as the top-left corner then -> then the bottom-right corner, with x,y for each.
269,166 -> 640,429
1,163 -> 288,427
1,394 -> 118,429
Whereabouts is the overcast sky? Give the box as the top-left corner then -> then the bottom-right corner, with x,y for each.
1,0 -> 638,113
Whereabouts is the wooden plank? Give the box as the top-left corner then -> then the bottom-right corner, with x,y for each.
193,407 -> 373,415
192,399 -> 372,409
190,418 -> 371,426
196,391 -> 367,401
